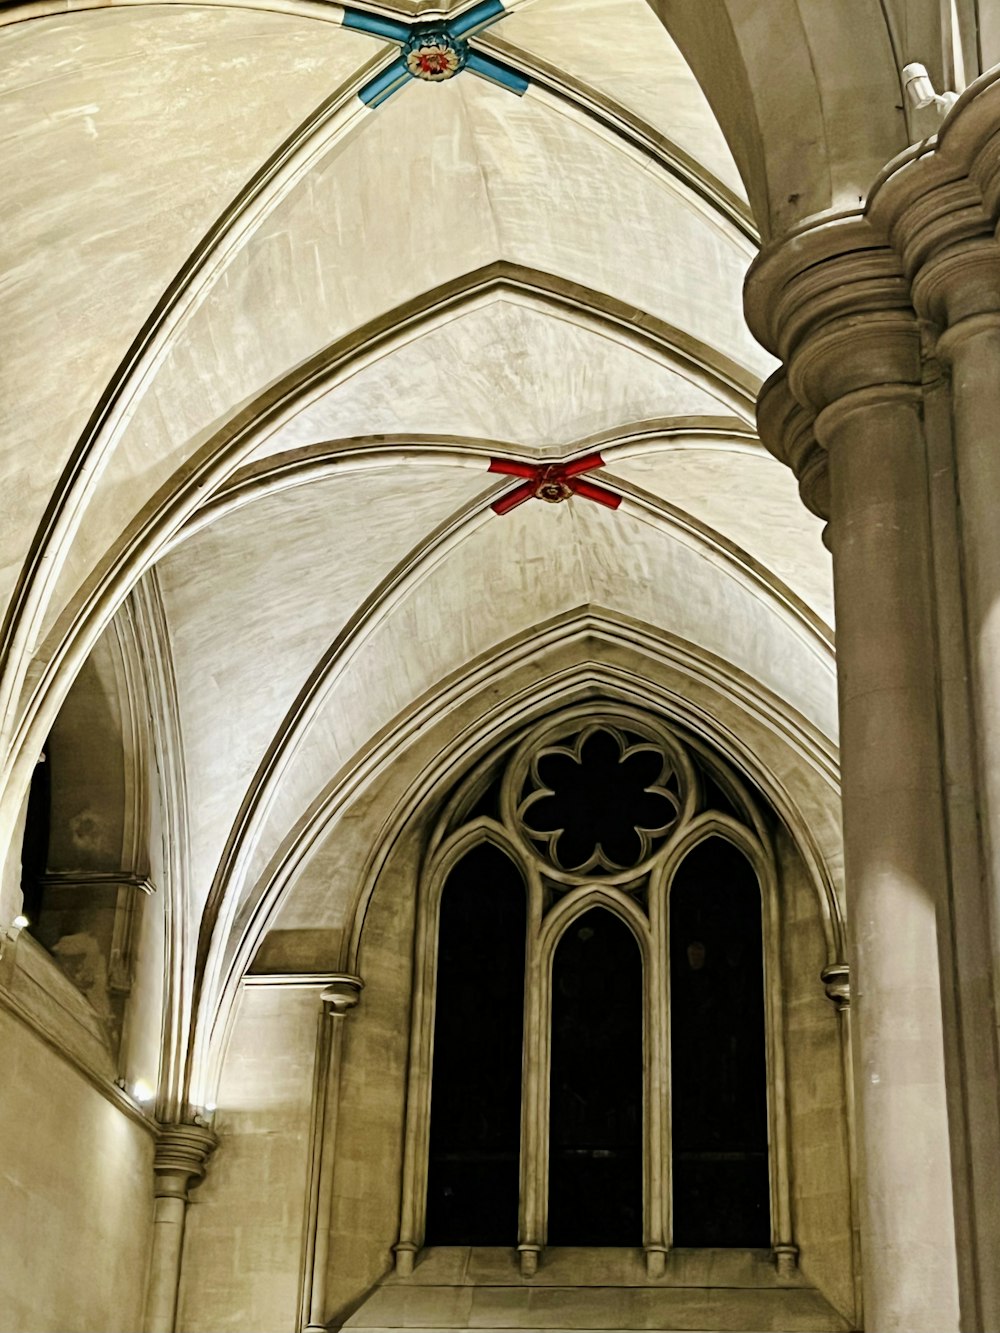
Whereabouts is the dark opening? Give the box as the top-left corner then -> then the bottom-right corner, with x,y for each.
526,729 -> 672,870
670,837 -> 770,1246
20,748 -> 51,927
425,842 -> 526,1245
548,906 -> 643,1244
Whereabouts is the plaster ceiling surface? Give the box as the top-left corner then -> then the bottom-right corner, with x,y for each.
0,5 -> 378,618
0,0 -> 850,1021
236,495 -> 837,910
41,71 -> 766,648
611,447 -> 834,624
490,0 -> 746,199
156,464 -> 489,904
249,297 -> 738,461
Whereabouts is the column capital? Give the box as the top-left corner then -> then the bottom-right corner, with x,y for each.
153,1123 -> 218,1200
820,962 -> 851,1012
320,973 -> 363,1018
745,213 -> 909,371
790,313 -> 922,422
913,242 -> 1000,331
756,369 -> 828,521
865,76 -> 1000,334
745,213 -> 920,423
748,220 -> 921,532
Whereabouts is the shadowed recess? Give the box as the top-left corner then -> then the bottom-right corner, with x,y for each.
548,905 -> 643,1245
670,836 -> 769,1246
425,841 -> 527,1244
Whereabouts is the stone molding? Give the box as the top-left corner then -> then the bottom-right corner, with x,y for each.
243,971 -> 363,990
820,963 -> 850,1011
153,1123 -> 218,1201
320,974 -> 364,1017
745,69 -> 1000,524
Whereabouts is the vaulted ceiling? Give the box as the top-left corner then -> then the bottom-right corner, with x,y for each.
5,0 -> 969,1101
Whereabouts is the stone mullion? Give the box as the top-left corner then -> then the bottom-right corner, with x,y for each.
760,845 -> 795,1278
517,862 -> 547,1278
644,869 -> 668,1277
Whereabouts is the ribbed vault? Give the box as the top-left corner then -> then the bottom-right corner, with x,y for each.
0,0 -> 859,1113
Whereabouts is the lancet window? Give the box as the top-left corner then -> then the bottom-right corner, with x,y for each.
396,704 -> 792,1277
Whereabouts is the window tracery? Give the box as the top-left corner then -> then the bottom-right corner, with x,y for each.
396,703 -> 794,1280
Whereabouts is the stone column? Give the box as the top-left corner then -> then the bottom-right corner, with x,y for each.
751,245 -> 965,1326
300,975 -> 363,1333
144,1123 -> 217,1333
811,341 -> 962,1332
918,247 -> 1000,1328
749,79 -> 1000,1326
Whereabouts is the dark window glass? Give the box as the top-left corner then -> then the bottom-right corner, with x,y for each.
425,843 -> 526,1244
670,838 -> 770,1246
548,906 -> 643,1244
525,729 -> 674,871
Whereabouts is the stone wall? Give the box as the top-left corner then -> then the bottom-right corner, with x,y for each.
176,985 -> 319,1332
0,1005 -> 154,1333
777,827 -> 856,1323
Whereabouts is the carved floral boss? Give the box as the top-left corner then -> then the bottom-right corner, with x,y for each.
488,453 -> 621,515
345,1 -> 529,109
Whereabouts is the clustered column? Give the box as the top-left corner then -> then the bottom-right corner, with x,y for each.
747,87 -> 1000,1325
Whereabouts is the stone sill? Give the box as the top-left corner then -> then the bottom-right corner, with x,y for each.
342,1248 -> 855,1332
387,1247 -> 807,1289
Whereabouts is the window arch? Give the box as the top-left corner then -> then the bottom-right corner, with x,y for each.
396,705 -> 793,1279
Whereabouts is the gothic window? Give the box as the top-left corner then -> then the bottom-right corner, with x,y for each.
398,706 -> 791,1277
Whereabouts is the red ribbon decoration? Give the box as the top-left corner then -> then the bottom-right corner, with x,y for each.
488,452 -> 621,515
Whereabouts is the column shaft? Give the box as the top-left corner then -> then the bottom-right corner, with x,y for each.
299,976 -> 362,1333
948,319 -> 1000,1013
143,1124 -> 217,1333
940,317 -> 1000,1325
303,1015 -> 349,1332
144,1188 -> 188,1333
822,390 -> 962,1332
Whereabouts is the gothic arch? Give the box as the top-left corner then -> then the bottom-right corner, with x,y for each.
192,612 -> 842,1111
